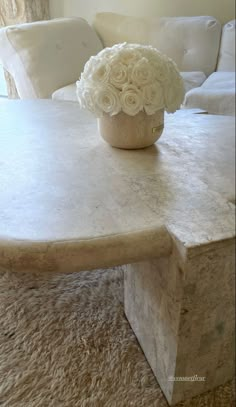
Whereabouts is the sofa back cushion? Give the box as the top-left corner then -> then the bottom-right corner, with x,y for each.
94,13 -> 221,76
0,17 -> 103,99
217,20 -> 235,71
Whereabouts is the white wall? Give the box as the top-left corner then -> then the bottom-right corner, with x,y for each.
50,0 -> 235,25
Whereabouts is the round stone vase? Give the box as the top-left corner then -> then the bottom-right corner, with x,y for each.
98,109 -> 164,149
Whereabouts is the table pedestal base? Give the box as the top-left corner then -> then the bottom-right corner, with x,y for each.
124,237 -> 235,405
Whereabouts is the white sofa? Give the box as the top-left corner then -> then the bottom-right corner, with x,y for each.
93,13 -> 235,116
0,14 -> 235,115
184,19 -> 235,115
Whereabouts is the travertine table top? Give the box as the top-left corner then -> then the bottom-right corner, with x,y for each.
0,100 -> 235,272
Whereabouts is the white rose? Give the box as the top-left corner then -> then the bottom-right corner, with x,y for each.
109,60 -> 128,89
163,58 -> 180,83
142,81 -> 164,115
90,61 -> 110,84
82,56 -> 99,79
131,57 -> 155,87
120,84 -> 143,116
82,55 -> 110,83
94,84 -> 121,116
151,59 -> 168,83
164,63 -> 185,112
97,47 -> 114,59
164,80 -> 185,113
116,48 -> 142,66
76,82 -> 103,117
138,46 -> 157,60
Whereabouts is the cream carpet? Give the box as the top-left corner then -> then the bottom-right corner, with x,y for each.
0,267 -> 234,407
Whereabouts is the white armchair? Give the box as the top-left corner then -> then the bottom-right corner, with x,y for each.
0,17 -> 103,99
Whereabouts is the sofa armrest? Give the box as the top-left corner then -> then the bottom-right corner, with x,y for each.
217,20 -> 235,71
180,71 -> 206,93
183,72 -> 235,115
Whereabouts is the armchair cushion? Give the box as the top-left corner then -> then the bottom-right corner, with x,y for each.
0,17 -> 103,99
52,83 -> 77,101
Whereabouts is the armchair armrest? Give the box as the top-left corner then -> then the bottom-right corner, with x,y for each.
0,17 -> 103,99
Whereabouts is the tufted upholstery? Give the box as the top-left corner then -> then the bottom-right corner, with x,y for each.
93,13 -> 222,76
0,18 -> 103,99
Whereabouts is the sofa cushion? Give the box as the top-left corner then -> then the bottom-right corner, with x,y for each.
183,72 -> 235,115
180,72 -> 207,93
93,13 -> 222,76
52,83 -> 77,101
217,20 -> 235,71
0,18 -> 103,99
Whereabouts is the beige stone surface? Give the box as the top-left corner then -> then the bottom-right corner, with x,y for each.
0,100 -> 235,273
0,100 -> 235,404
124,237 -> 235,404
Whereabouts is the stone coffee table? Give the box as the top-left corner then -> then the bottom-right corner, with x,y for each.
0,100 -> 235,405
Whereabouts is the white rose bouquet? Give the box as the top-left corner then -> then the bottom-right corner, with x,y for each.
76,43 -> 184,118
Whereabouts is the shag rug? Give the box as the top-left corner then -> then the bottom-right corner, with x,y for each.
0,267 -> 234,407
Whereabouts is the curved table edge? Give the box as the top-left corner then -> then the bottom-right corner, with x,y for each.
0,225 -> 172,273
